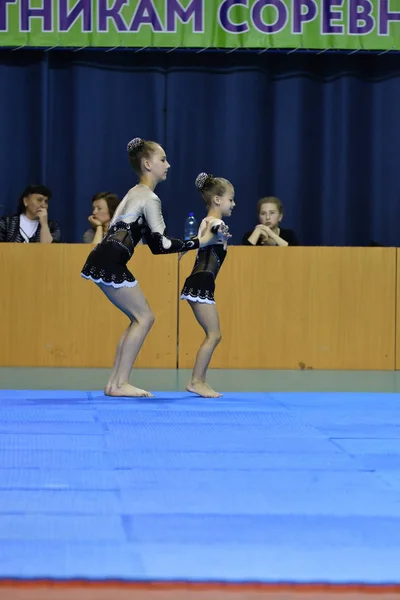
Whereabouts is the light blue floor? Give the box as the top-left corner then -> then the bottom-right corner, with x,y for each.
0,389 -> 400,583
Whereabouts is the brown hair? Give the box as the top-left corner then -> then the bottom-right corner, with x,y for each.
92,192 -> 120,220
257,196 -> 284,215
195,172 -> 232,208
127,137 -> 160,175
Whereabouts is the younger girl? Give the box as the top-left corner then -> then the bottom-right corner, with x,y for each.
181,173 -> 235,398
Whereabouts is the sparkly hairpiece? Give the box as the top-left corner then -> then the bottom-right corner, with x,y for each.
195,172 -> 212,190
127,137 -> 144,154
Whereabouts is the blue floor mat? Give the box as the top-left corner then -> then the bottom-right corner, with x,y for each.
0,389 -> 400,583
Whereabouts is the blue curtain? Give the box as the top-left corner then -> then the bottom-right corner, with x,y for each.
1,49 -> 400,246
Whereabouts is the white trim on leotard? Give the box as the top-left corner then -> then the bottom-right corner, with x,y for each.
180,293 -> 215,305
81,274 -> 138,288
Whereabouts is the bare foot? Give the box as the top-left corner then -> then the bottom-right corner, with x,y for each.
106,383 -> 154,398
186,381 -> 222,398
204,382 -> 223,395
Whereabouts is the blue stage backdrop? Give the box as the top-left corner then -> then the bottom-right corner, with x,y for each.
0,50 -> 399,247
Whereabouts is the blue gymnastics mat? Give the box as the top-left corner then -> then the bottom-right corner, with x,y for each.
0,389 -> 399,583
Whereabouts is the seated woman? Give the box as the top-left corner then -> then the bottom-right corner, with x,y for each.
243,196 -> 299,246
83,192 -> 120,244
0,184 -> 60,243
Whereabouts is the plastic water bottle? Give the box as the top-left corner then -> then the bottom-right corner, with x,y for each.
184,212 -> 198,240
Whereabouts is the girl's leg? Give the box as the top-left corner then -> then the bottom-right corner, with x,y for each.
104,326 -> 130,395
97,282 -> 155,397
186,301 -> 222,398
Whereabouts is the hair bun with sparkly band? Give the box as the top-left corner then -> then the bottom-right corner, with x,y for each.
195,172 -> 212,190
127,137 -> 144,154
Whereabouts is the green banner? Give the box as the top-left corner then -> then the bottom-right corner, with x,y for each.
1,0 -> 399,50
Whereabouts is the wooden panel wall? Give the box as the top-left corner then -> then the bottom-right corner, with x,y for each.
0,245 -> 178,368
0,245 -> 397,370
178,247 -> 396,370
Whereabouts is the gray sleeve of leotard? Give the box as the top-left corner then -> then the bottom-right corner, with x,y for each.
143,195 -> 199,254
142,195 -> 167,235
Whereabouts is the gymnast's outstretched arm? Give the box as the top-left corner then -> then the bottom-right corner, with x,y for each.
142,196 -> 203,254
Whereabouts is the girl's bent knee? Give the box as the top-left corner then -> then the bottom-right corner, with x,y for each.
130,311 -> 154,329
208,331 -> 222,345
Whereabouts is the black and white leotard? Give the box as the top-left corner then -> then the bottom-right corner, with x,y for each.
81,184 -> 199,288
180,217 -> 227,304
